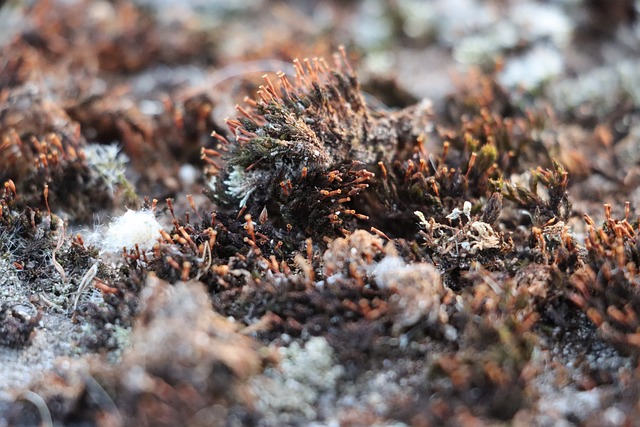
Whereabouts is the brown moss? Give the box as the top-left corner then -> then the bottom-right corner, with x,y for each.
570,203 -> 640,354
208,51 -> 431,237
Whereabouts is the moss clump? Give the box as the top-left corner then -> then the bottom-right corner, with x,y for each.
208,50 -> 430,237
570,204 -> 640,354
0,86 -> 131,221
0,302 -> 39,348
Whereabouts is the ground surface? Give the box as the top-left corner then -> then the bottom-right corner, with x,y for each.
1,1 -> 640,426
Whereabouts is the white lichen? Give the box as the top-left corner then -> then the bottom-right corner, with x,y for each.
465,221 -> 501,254
414,210 -> 431,231
83,143 -> 129,195
446,200 -> 472,222
510,2 -> 572,47
373,255 -> 451,337
415,208 -> 503,256
549,59 -> 640,117
252,337 -> 344,424
453,22 -> 518,66
498,44 -> 564,90
223,165 -> 261,208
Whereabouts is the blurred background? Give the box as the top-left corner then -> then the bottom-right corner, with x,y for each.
2,0 -> 639,106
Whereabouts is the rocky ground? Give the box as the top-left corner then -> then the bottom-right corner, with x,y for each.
1,0 -> 640,426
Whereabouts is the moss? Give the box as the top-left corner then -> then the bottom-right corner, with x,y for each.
500,161 -> 571,225
570,204 -> 640,355
0,302 -> 39,348
4,1 -> 640,424
208,52 -> 430,237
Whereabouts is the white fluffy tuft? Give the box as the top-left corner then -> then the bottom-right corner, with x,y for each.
101,210 -> 163,253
